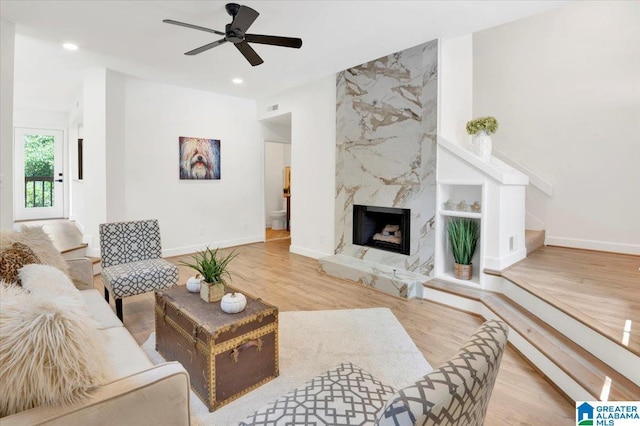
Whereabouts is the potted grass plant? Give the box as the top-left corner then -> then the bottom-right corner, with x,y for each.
447,218 -> 480,280
180,247 -> 238,302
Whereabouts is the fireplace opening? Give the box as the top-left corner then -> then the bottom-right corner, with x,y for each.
353,205 -> 410,255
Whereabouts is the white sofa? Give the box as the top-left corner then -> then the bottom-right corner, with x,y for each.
1,256 -> 191,425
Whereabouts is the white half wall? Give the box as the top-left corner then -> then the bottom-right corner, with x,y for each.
123,77 -> 262,256
1,19 -> 15,228
258,75 -> 337,259
473,1 -> 640,254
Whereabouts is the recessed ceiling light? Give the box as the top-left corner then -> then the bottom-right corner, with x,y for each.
232,78 -> 243,85
63,43 -> 79,51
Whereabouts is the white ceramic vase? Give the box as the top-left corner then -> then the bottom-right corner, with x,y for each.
472,130 -> 492,162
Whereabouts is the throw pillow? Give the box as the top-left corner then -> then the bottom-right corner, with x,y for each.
19,264 -> 83,302
0,284 -> 112,416
0,226 -> 70,277
0,242 -> 41,284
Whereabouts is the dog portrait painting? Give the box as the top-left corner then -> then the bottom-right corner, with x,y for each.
179,137 -> 221,180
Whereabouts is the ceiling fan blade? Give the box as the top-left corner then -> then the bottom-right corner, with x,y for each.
185,39 -> 228,56
234,41 -> 264,66
163,19 -> 225,36
245,34 -> 302,49
231,5 -> 259,32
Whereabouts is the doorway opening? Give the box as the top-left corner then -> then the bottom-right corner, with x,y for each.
14,128 -> 65,221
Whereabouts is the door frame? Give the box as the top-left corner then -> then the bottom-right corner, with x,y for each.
13,126 -> 68,221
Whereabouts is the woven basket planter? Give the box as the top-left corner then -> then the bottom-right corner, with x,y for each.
453,263 -> 473,280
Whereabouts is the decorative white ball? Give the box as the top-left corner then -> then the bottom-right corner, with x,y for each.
186,276 -> 201,293
220,292 -> 247,314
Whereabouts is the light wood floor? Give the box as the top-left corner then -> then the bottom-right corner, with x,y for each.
265,227 -> 291,241
92,239 -> 574,425
503,246 -> 640,355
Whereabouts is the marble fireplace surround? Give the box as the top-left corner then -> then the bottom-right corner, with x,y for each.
321,39 -> 438,299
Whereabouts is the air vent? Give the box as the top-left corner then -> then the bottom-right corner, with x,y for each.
267,104 -> 279,112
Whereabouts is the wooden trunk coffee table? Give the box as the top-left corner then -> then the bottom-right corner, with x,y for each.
155,286 -> 279,411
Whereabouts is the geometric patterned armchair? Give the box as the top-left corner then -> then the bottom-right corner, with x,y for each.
99,219 -> 178,322
376,320 -> 509,426
241,320 -> 508,426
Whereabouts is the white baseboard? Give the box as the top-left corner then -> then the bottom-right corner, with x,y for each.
290,245 -> 331,260
163,236 -> 264,258
546,236 -> 640,255
483,248 -> 527,270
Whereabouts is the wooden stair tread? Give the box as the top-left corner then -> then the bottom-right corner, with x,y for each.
60,243 -> 88,254
424,279 -> 486,301
498,267 -> 639,358
423,279 -> 640,401
485,294 -> 640,401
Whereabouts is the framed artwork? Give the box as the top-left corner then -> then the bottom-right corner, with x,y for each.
179,137 -> 221,180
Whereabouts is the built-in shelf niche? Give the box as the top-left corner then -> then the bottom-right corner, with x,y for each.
437,183 -> 484,286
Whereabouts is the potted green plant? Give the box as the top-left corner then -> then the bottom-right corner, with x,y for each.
180,247 -> 238,302
466,116 -> 498,162
447,218 -> 479,280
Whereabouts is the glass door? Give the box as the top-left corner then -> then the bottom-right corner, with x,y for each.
14,128 -> 65,220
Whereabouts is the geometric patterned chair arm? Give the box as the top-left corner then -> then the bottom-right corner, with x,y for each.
375,320 -> 509,426
99,219 -> 163,268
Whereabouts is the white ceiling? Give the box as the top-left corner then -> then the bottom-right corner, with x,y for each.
1,1 -> 569,112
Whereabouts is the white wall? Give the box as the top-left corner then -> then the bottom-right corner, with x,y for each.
473,1 -> 640,254
105,71 -> 126,223
123,77 -> 262,256
264,142 -> 290,227
258,75 -> 337,259
82,68 -> 108,252
439,34 -> 473,147
1,19 -> 15,228
68,93 -> 84,229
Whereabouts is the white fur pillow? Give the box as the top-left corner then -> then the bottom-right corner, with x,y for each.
0,283 -> 112,416
19,264 -> 82,302
0,226 -> 70,277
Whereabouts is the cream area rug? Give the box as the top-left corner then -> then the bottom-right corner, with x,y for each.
141,308 -> 432,426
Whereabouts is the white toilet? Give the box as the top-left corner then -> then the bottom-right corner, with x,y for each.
269,200 -> 287,230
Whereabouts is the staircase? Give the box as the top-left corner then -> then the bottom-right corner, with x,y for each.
35,220 -> 101,275
423,255 -> 640,402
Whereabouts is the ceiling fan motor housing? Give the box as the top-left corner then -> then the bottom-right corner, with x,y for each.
225,23 -> 244,43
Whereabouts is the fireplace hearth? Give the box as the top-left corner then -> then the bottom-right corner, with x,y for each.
353,205 -> 410,255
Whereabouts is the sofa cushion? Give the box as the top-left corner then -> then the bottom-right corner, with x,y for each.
98,327 -> 153,378
0,242 -> 41,284
0,284 -> 113,417
80,289 -> 124,329
0,226 -> 70,277
102,258 -> 178,298
240,362 -> 397,426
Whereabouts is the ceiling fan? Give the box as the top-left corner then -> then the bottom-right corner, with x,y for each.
163,3 -> 303,67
